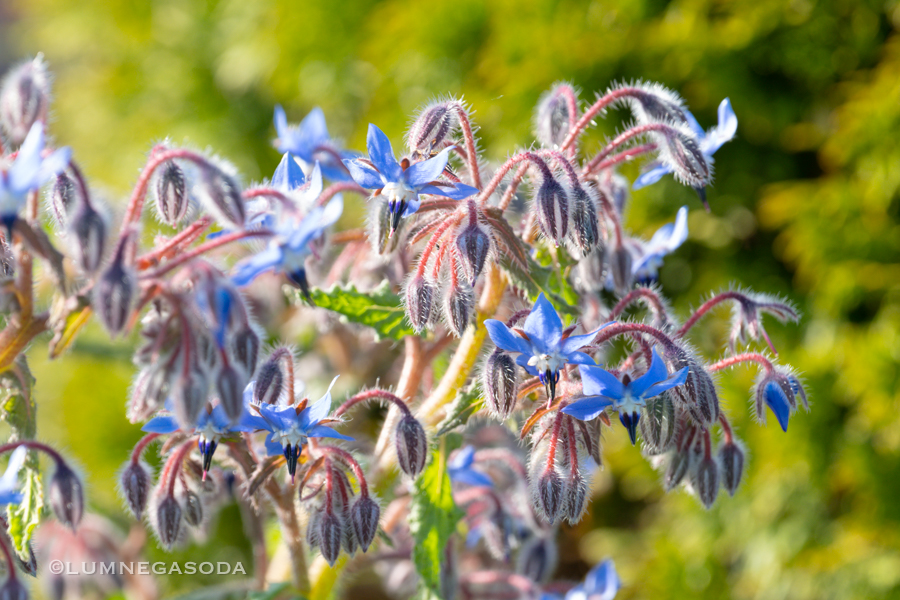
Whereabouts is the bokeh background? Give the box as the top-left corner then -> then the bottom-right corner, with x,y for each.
2,0 -> 900,598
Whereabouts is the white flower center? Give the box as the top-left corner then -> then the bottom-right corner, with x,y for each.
615,391 -> 643,415
527,352 -> 566,374
382,181 -> 416,205
279,425 -> 306,448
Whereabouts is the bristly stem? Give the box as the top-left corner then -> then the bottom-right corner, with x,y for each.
453,103 -> 483,189
334,388 -> 413,418
718,414 -> 734,443
707,352 -> 775,374
130,432 -> 161,464
478,152 -> 550,205
0,440 -> 65,465
590,122 -> 677,167
140,228 -> 274,279
584,142 -> 657,175
315,446 -> 369,497
560,85 -> 651,152
136,216 -> 213,270
608,287 -> 668,322
318,181 -> 367,207
678,291 -> 747,337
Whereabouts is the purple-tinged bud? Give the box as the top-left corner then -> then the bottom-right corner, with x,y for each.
341,513 -> 358,555
535,468 -> 564,524
49,172 -> 78,228
0,575 -> 28,600
0,55 -> 49,146
535,177 -> 569,246
254,357 -> 285,405
128,368 -> 170,423
693,457 -> 719,509
155,495 -> 182,549
667,351 -> 719,427
564,471 -> 589,525
405,275 -> 437,333
216,364 -> 245,423
350,495 -> 380,552
173,370 -> 208,430
195,163 -> 245,228
456,222 -> 490,285
69,202 -> 106,273
602,173 -> 630,215
535,84 -> 575,148
407,100 -> 460,153
48,463 -> 83,530
182,490 -> 203,527
657,126 -> 711,189
371,199 -> 403,255
754,369 -> 805,432
154,161 -> 189,226
616,82 -> 689,126
444,283 -> 473,338
640,393 -> 677,453
231,326 -> 259,378
395,415 -> 427,478
120,461 -> 152,520
94,242 -> 136,336
610,245 -> 633,294
483,350 -> 518,420
664,450 -> 689,491
516,536 -> 558,583
570,185 -> 599,255
318,511 -> 343,566
306,508 -> 322,549
575,246 -> 608,293
717,441 -> 745,496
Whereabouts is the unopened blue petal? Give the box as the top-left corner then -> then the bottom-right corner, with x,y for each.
764,380 -> 791,432
632,163 -> 671,190
578,364 -> 625,399
562,396 -> 613,421
484,319 -> 532,355
366,124 -> 402,182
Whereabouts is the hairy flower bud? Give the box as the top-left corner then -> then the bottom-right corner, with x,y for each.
693,456 -> 719,509
0,55 -> 49,146
155,495 -> 182,549
718,441 -> 745,496
516,536 -> 558,583
216,364 -> 244,423
407,100 -> 460,153
535,468 -> 564,524
535,84 -> 575,148
483,350 -> 518,419
231,326 -> 259,378
658,126 -> 711,189
570,185 -> 599,255
306,508 -> 322,550
664,450 -> 689,491
395,415 -> 427,477
535,177 -> 569,246
94,241 -> 135,336
49,462 -> 84,530
0,575 -> 28,600
49,171 -> 78,228
155,160 -> 189,226
405,275 -> 436,333
617,82 -> 689,125
444,283 -> 473,338
456,222 -> 490,285
350,495 -> 380,552
640,392 -> 677,453
575,246 -> 608,293
610,244 -> 633,294
564,472 -> 589,524
120,460 -> 152,520
195,163 -> 245,228
318,511 -> 343,566
173,369 -> 208,429
371,199 -> 403,255
70,202 -> 106,273
667,351 -> 719,427
182,490 -> 204,527
254,356 -> 285,405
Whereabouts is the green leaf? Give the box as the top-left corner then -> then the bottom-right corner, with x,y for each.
498,249 -> 579,316
436,381 -> 484,436
409,442 -> 464,599
6,466 -> 43,561
295,280 -> 418,342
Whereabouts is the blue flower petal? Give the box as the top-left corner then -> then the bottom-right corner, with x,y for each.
404,147 -> 451,187
298,107 -> 330,152
232,245 -> 284,287
264,432 -> 283,456
449,467 -> 494,488
274,105 -> 289,140
632,163 -> 672,190
578,364 -> 625,399
641,366 -> 688,399
764,380 -> 791,432
448,445 -> 476,470
272,153 -> 306,191
523,293 -> 563,353
562,396 -> 613,421
299,375 -> 339,429
0,446 -> 28,503
419,182 -> 478,199
306,425 -> 354,441
366,124 -> 402,183
343,159 -> 385,189
8,122 -> 45,191
516,353 -> 539,376
628,348 -> 669,397
559,322 -> 612,355
581,559 -> 621,600
142,415 -> 180,434
37,147 -> 72,185
567,351 -> 596,366
484,319 -> 533,355
702,98 -> 737,155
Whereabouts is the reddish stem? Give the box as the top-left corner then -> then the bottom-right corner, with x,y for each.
318,181 -> 367,207
316,446 -> 369,497
708,352 -> 775,374
678,292 -> 746,337
607,288 -> 668,321
561,86 -> 650,151
0,441 -> 64,465
163,440 -> 195,496
453,104 -> 483,189
718,414 -> 734,444
589,123 -> 678,170
136,216 -> 213,269
141,228 -> 273,279
584,142 -> 657,175
130,433 -> 161,464
334,389 -> 412,418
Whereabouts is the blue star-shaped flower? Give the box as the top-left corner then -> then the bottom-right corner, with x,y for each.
231,162 -> 342,298
632,98 -> 737,195
143,402 -> 257,479
561,559 -> 621,600
0,447 -> 27,506
563,348 -> 688,445
343,124 -> 478,234
0,122 -> 71,232
448,446 -> 493,488
274,105 -> 351,182
241,376 -> 353,480
629,205 -> 688,283
484,293 -> 608,402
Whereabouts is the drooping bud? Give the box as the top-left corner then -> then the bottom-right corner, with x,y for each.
534,84 -> 575,148
717,441 -> 745,496
69,202 -> 106,273
405,275 -> 436,333
444,283 -> 473,338
395,415 -> 427,477
254,356 -> 285,405
516,536 -> 558,583
535,468 -> 564,524
231,326 -> 259,378
306,508 -> 322,549
48,462 -> 83,530
350,495 -> 380,552
754,370 -> 801,432
194,162 -> 245,228
371,199 -> 403,255
154,161 -> 189,226
173,369 -> 208,430
570,185 -> 599,255
0,575 -> 28,600
0,55 -> 50,146
693,456 -> 719,509
182,490 -> 204,527
155,495 -> 182,549
575,245 -> 608,293
640,392 -> 677,453
617,82 -> 689,126
318,511 -> 343,566
94,240 -> 136,336
657,126 -> 712,189
663,450 -> 689,491
535,176 -> 569,246
49,172 -> 78,228
120,460 -> 152,520
564,471 -> 589,524
216,364 -> 244,423
667,351 -> 719,427
407,100 -> 460,154
483,350 -> 518,419
455,221 -> 490,285
610,244 -> 633,294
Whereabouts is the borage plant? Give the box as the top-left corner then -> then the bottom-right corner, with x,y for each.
0,55 -> 805,600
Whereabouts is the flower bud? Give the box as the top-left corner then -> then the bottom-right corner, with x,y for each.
318,511 -> 343,566
570,185 -> 599,255
535,84 -> 574,148
575,246 -> 608,293
371,199 -> 403,255
154,160 -> 189,226
663,450 -> 689,491
693,456 -> 719,509
620,82 -> 689,125
395,415 -> 427,478
306,508 -> 322,549
49,463 -> 83,530
195,163 -> 245,228
658,126 -> 711,189
216,364 -> 245,423
535,177 -> 569,246
640,392 -> 677,453
668,352 -> 719,427
444,283 -> 473,338
155,495 -> 182,549
456,222 -> 490,285
483,350 -> 518,420
173,369 -> 208,429
754,370 -> 801,432
0,575 -> 28,600
49,172 -> 78,228
564,472 -> 589,524
120,460 -> 152,520
182,490 -> 204,527
405,275 -> 436,333
407,100 -> 460,153
231,326 -> 259,378
535,468 -> 564,524
350,495 -> 380,553
0,55 -> 49,146
254,356 -> 285,405
69,202 -> 106,274
610,245 -> 633,294
516,536 -> 558,583
718,441 -> 745,496
94,241 -> 135,336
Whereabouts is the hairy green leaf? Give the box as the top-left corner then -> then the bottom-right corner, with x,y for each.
295,281 -> 417,342
436,381 -> 484,436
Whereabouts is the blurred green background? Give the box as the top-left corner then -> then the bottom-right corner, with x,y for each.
3,0 -> 900,598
